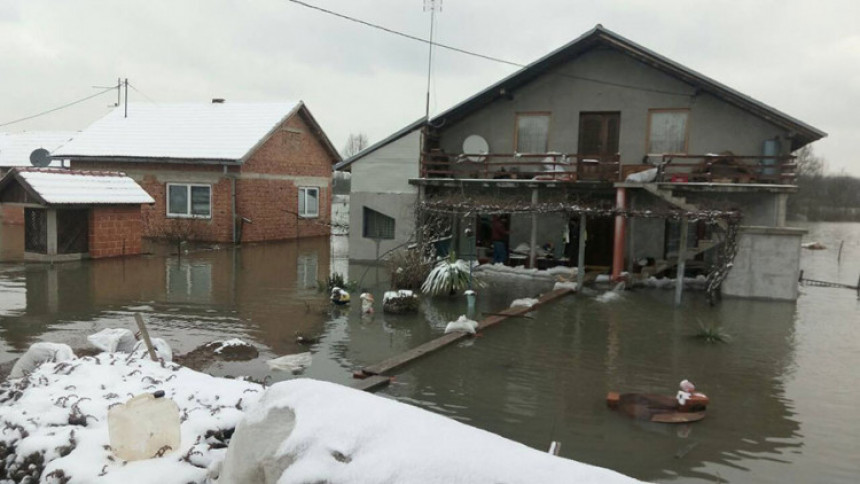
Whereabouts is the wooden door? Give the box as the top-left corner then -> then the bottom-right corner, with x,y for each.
578,112 -> 620,161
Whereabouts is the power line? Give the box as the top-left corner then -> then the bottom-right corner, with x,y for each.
0,87 -> 116,129
128,82 -> 159,105
284,0 -> 691,97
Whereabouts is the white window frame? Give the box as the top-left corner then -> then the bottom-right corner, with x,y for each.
298,187 -> 320,218
166,183 -> 212,219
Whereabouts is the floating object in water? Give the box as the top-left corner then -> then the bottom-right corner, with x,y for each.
596,281 -> 626,303
801,241 -> 826,250
444,315 -> 479,335
331,287 -> 350,305
607,380 -> 709,423
108,391 -> 180,461
267,352 -> 312,373
360,292 -> 375,314
295,332 -> 320,346
382,290 -> 419,314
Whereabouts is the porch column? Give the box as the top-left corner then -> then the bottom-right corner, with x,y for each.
674,218 -> 689,306
577,213 -> 587,289
611,187 -> 627,281
529,188 -> 538,269
46,208 -> 58,256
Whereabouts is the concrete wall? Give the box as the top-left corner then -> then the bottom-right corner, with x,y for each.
683,190 -> 788,227
88,205 -> 144,259
349,130 -> 421,261
722,226 -> 805,301
437,46 -> 792,164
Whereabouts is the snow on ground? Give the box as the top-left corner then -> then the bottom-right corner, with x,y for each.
219,379 -> 642,483
0,352 -> 262,484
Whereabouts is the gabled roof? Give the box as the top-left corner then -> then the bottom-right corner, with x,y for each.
0,168 -> 155,205
52,101 -> 341,164
0,131 -> 75,168
341,25 -> 826,168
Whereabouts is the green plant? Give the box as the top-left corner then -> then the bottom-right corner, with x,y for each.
693,320 -> 730,343
317,272 -> 358,293
421,251 -> 483,296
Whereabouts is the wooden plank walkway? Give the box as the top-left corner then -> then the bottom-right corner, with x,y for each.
348,375 -> 393,392
358,287 -> 576,378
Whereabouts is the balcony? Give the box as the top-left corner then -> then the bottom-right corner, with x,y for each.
419,151 -> 798,185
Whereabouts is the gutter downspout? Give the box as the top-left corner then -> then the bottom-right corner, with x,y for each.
611,187 -> 627,281
225,164 -> 237,245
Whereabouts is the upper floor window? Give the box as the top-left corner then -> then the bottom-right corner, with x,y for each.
167,183 -> 211,218
298,187 -> 319,218
647,109 -> 689,154
515,113 -> 550,153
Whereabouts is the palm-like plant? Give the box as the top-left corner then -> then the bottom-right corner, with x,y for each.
421,252 -> 481,296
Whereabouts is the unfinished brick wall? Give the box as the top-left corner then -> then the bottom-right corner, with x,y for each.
0,206 -> 24,225
88,205 -> 144,259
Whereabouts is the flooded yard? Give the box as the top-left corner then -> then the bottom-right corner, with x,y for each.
0,222 -> 857,483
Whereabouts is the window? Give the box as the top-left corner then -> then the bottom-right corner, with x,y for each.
578,112 -> 620,158
167,183 -> 211,218
647,109 -> 689,154
515,113 -> 550,153
363,207 -> 395,240
298,187 -> 319,218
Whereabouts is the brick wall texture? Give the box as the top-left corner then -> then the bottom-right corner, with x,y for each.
88,205 -> 144,259
1,205 -> 24,225
71,108 -> 336,244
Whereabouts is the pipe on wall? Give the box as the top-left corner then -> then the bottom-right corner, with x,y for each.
611,187 -> 626,281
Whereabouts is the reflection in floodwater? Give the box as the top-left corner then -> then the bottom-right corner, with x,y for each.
0,224 -> 858,483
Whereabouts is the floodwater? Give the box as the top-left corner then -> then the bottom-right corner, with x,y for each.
0,222 -> 857,483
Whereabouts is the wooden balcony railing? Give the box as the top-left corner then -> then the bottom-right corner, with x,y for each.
420,152 -> 622,182
653,154 -> 797,184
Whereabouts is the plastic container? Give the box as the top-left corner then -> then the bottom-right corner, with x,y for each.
108,391 -> 180,461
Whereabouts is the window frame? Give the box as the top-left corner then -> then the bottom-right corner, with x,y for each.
645,108 -> 690,155
298,186 -> 320,218
514,112 -> 552,153
362,206 -> 396,240
166,183 -> 212,219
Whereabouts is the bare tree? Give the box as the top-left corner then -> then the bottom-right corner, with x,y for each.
794,144 -> 825,179
341,133 -> 369,158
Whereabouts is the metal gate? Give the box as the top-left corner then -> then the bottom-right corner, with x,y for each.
24,208 -> 47,253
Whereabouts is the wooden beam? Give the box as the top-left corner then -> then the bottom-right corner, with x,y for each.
577,214 -> 587,289
674,219 -> 689,306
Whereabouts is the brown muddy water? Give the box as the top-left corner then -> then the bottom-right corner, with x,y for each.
0,222 -> 858,483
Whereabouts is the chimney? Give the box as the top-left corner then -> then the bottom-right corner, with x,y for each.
212,98 -> 225,104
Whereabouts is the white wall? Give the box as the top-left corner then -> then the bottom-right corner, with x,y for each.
722,226 -> 806,300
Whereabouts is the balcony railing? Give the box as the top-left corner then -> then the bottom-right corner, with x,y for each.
419,151 -> 798,185
653,154 -> 797,184
421,152 -> 622,182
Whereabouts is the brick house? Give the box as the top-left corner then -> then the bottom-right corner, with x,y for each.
52,101 -> 340,244
0,168 -> 154,261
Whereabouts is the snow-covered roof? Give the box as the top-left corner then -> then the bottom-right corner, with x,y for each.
52,101 -> 302,162
0,131 -> 76,167
6,168 -> 154,205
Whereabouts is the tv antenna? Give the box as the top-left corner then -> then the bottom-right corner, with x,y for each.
423,0 -> 441,121
92,77 -> 129,117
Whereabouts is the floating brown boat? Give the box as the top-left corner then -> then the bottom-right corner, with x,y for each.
607,381 -> 709,424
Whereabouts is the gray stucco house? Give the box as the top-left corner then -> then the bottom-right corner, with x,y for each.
338,25 -> 825,301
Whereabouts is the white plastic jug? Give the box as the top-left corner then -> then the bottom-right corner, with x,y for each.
108,391 -> 181,461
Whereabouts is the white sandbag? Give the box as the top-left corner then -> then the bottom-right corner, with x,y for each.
9,342 -> 76,379
87,328 -> 136,353
625,167 -> 658,183
132,338 -> 173,362
510,297 -> 539,308
444,315 -> 479,335
266,352 -> 312,373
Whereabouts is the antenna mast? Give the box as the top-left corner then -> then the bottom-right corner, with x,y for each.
423,0 -> 441,121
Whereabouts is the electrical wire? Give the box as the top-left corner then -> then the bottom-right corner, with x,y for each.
284,0 -> 692,97
0,87 -> 117,128
128,82 -> 159,105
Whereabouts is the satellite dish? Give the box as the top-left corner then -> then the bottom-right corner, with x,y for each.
462,135 -> 489,162
29,148 -> 51,167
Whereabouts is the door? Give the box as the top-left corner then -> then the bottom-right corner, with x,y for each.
578,112 -> 620,161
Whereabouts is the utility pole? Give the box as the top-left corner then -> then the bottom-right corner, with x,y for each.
124,78 -> 129,118
423,0 -> 441,121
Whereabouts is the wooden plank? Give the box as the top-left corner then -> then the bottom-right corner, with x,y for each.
349,375 -> 392,393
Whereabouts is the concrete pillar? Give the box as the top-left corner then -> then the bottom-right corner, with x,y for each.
529,188 -> 538,269
46,208 -> 58,256
577,213 -> 586,289
611,187 -> 627,281
674,218 -> 689,306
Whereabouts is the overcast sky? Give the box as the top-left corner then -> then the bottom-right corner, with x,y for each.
0,0 -> 857,174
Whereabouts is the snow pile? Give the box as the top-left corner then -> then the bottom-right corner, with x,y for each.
444,315 -> 479,335
219,379 -> 642,483
510,297 -> 539,309
88,328 -> 137,353
382,289 -> 414,303
210,339 -> 251,355
0,350 -> 262,483
9,342 -> 75,379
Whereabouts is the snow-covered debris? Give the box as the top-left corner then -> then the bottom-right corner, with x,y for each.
444,315 -> 479,335
0,351 -> 262,483
266,352 -> 312,373
132,338 -> 173,362
510,297 -> 539,309
9,342 -> 75,379
476,263 -> 577,283
88,328 -> 137,353
219,379 -> 642,484
382,289 -> 414,303
553,281 -> 578,291
211,339 -> 251,355
382,290 -> 419,314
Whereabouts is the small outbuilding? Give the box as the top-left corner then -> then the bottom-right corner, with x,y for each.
0,168 -> 154,261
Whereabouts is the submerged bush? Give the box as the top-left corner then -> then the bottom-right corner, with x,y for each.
317,272 -> 357,293
421,252 -> 483,296
386,248 -> 432,290
693,320 -> 730,344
